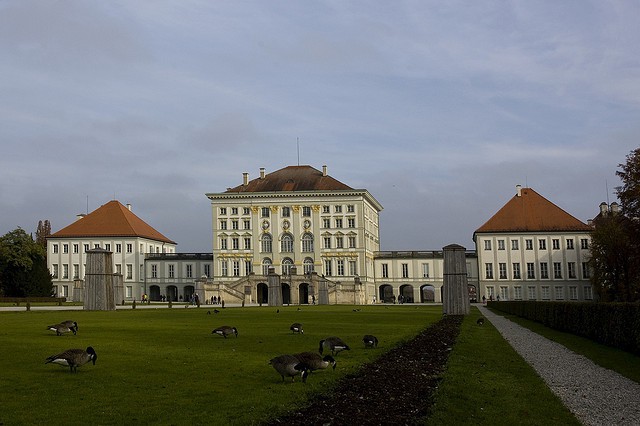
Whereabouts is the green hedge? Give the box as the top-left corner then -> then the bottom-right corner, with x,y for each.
489,301 -> 640,356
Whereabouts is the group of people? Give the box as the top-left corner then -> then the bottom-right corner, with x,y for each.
207,296 -> 224,308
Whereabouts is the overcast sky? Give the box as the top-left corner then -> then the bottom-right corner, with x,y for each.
1,1 -> 639,252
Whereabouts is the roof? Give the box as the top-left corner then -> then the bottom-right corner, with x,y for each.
225,165 -> 353,192
49,200 -> 176,244
474,187 -> 592,236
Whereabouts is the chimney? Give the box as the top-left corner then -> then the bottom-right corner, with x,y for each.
600,202 -> 608,215
322,165 -> 327,177
126,203 -> 132,211
242,172 -> 249,186
260,168 -> 265,179
516,185 -> 522,197
75,214 -> 86,221
610,202 -> 620,214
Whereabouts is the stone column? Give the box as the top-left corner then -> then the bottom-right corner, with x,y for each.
442,244 -> 470,315
267,270 -> 283,306
317,275 -> 329,305
84,248 -> 116,311
113,273 -> 124,305
73,279 -> 84,303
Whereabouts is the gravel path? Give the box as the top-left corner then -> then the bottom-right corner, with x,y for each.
478,305 -> 640,426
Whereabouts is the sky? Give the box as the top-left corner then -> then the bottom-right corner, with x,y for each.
1,1 -> 639,252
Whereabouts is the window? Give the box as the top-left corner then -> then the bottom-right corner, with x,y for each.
324,259 -> 332,276
402,263 -> 409,278
53,244 -> 59,254
348,236 -> 356,248
539,239 -> 546,250
220,238 -> 227,250
52,264 -> 59,278
232,220 -> 239,230
552,239 -> 560,250
335,236 -> 344,249
303,258 -> 314,274
347,205 -> 355,213
261,207 -> 270,218
63,244 -> 69,254
105,243 -> 110,251
245,261 -> 252,276
116,243 -> 122,253
231,207 -> 238,215
499,286 -> 508,301
554,286 -> 564,300
540,262 -> 549,279
323,237 -> 331,249
422,263 -> 430,278
302,233 -> 314,252
73,264 -> 79,279
243,207 -> 250,215
262,258 -> 272,275
186,264 -> 193,278
527,262 -> 535,279
168,264 -> 175,278
584,285 -> 593,300
512,263 -> 521,279
204,264 -> 211,278
569,286 -> 578,300
116,264 -> 122,275
335,205 -> 342,213
582,262 -> 590,279
281,234 -> 293,252
485,263 -> 493,279
499,263 -> 507,279
497,240 -> 505,250
221,260 -> 228,276
244,237 -> 251,250
220,207 -> 227,215
580,238 -> 589,249
322,205 -> 330,213
261,234 -> 272,253
568,262 -> 576,279
335,218 -> 343,228
349,260 -> 357,276
541,286 -> 550,300
126,286 -> 132,298
126,244 -> 132,253
553,262 -> 562,279
282,207 -> 290,217
126,264 -> 132,279
322,218 -> 331,228
233,261 -> 240,277
302,206 -> 311,217
514,286 -> 522,300
525,239 -> 533,250
528,286 -> 537,300
337,259 -> 345,276
63,264 -> 69,278
566,239 -> 574,249
347,218 -> 355,228
511,240 -> 519,250
151,264 -> 158,278
220,220 -> 227,230
243,220 -> 251,230
382,263 -> 389,278
232,237 -> 239,250
73,244 -> 79,254
484,240 -> 491,250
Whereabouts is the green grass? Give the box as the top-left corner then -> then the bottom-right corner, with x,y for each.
488,308 -> 640,384
0,305 -> 440,425
425,307 -> 580,426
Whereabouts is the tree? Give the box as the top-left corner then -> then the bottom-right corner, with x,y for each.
35,219 -> 51,250
0,228 -> 53,297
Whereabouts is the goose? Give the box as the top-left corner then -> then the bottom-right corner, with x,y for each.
269,354 -> 310,382
47,323 -> 77,336
211,325 -> 238,338
293,352 -> 336,371
289,323 -> 304,334
60,320 -> 78,331
477,317 -> 485,325
319,336 -> 350,356
362,335 -> 379,349
45,346 -> 97,373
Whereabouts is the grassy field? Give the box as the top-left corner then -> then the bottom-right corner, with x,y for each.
0,305 -> 442,425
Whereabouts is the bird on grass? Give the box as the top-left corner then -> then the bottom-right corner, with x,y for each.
60,320 -> 78,331
293,352 -> 336,372
289,323 -> 304,334
47,323 -> 77,336
477,317 -> 485,325
212,325 -> 238,338
269,354 -> 310,383
45,347 -> 97,373
319,337 -> 350,356
362,335 -> 379,349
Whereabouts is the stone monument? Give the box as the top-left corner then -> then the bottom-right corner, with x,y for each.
84,248 -> 116,310
442,244 -> 470,315
267,268 -> 283,306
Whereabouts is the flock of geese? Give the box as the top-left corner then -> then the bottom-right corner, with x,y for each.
45,320 -> 97,373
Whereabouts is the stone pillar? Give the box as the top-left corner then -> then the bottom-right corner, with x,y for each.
195,277 -> 207,305
73,279 -> 84,303
84,248 -> 116,311
113,274 -> 124,305
442,244 -> 470,315
317,276 -> 329,305
267,270 -> 283,306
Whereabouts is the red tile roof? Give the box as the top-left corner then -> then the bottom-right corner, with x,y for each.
474,187 -> 591,235
50,200 -> 175,244
225,165 -> 353,193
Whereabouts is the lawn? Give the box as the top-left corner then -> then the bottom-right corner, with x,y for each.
0,305 -> 441,425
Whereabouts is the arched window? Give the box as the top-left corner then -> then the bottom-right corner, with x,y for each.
281,233 -> 294,253
262,258 -> 272,275
303,257 -> 314,274
301,232 -> 314,252
282,257 -> 293,275
261,233 -> 272,253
